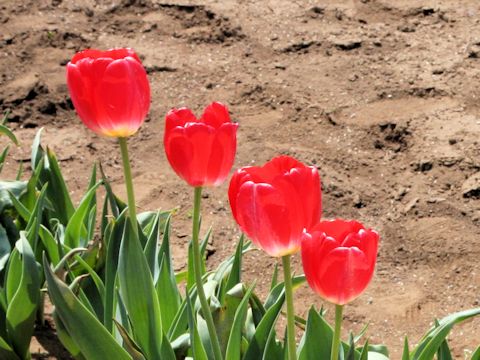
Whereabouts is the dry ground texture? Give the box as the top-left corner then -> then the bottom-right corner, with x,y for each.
1,0 -> 480,358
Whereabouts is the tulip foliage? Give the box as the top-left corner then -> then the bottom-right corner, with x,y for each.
0,45 -> 480,360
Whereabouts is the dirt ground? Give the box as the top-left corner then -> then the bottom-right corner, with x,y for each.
1,0 -> 480,358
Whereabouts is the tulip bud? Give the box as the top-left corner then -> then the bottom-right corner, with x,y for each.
164,102 -> 238,187
66,48 -> 150,137
301,219 -> 379,305
229,155 -> 321,257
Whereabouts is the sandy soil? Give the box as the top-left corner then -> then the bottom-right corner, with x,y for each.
1,0 -> 480,358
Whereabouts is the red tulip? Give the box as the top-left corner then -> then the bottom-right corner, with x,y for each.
229,156 -> 321,257
301,219 -> 379,305
164,102 -> 238,187
66,48 -> 150,137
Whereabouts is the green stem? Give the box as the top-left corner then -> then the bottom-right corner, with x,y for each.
282,255 -> 297,360
118,137 -> 138,239
331,304 -> 344,360
192,187 -> 223,360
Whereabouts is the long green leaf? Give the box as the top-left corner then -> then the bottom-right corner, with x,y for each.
64,182 -> 101,248
472,346 -> 480,360
0,336 -> 20,360
113,319 -> 146,360
44,255 -> 130,360
103,211 -> 127,333
186,291 -> 208,360
157,253 -> 181,332
6,233 -> 40,359
412,308 -> 480,360
225,284 -> 254,360
298,307 -> 332,360
0,147 -> 9,175
0,124 -> 18,146
243,289 -> 285,360
118,218 -> 163,359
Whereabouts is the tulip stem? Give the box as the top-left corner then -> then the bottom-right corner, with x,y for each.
282,255 -> 297,360
118,137 -> 138,240
331,304 -> 344,360
192,187 -> 223,360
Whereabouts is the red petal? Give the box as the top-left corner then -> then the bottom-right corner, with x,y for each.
234,181 -> 300,256
165,108 -> 197,134
313,219 -> 364,243
95,58 -> 150,136
66,63 -> 101,134
201,102 -> 231,129
207,123 -> 238,186
70,48 -> 141,64
164,127 -> 194,185
316,247 -> 373,305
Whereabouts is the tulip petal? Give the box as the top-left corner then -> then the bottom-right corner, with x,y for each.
208,123 -> 238,186
316,247 -> 372,305
164,127 -> 195,185
314,219 -> 364,244
165,108 -> 197,134
96,58 -> 150,137
66,63 -> 102,134
235,182 -> 299,256
201,102 -> 230,129
71,48 -> 141,64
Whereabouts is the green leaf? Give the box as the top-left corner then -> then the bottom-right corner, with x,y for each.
64,182 -> 101,248
223,236 -> 244,300
263,326 -> 282,360
270,263 -> 279,291
298,307 -> 332,360
37,147 -> 75,225
73,254 -> 105,304
52,311 -> 85,360
0,224 -> 11,272
6,233 -> 40,359
160,334 -> 177,360
38,225 -> 60,265
44,255 -> 130,360
0,181 -> 27,214
402,337 -> 410,360
472,346 -> 480,360
0,147 -> 9,175
368,344 -> 389,357
264,275 -> 305,310
186,291 -> 208,360
141,211 -> 161,276
187,227 -> 211,290
31,128 -> 44,171
368,353 -> 389,360
225,284 -> 254,360
103,211 -> 127,333
157,253 -> 181,332
0,336 -> 20,360
359,340 -> 369,360
113,319 -> 146,360
0,124 -> 18,146
118,218 -> 163,359
435,320 -> 452,360
412,307 -> 480,360
243,288 -> 285,360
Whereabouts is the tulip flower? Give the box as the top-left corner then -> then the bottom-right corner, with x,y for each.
164,102 -> 238,360
66,48 -> 150,138
66,48 -> 151,241
164,102 -> 238,187
301,219 -> 379,360
229,155 -> 321,257
229,155 -> 321,360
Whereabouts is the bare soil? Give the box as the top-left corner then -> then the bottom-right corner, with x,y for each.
1,0 -> 480,358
